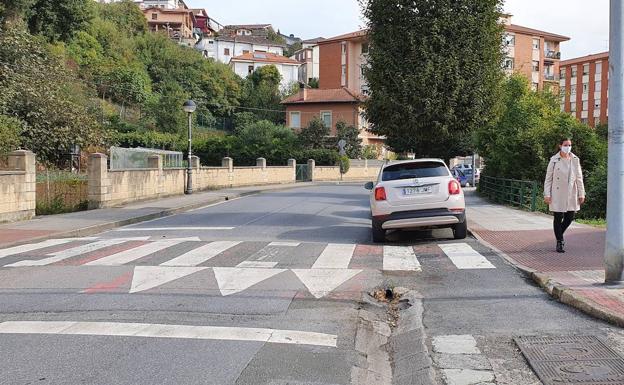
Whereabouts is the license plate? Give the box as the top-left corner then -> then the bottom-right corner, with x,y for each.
403,186 -> 432,195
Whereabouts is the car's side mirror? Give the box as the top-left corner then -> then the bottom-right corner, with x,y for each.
364,182 -> 374,190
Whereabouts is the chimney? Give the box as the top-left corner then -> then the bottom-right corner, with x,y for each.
299,82 -> 307,101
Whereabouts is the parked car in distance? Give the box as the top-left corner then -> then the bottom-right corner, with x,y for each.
451,168 -> 468,187
453,164 -> 480,184
365,159 -> 467,243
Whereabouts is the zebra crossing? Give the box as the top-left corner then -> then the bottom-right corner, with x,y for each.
0,237 -> 497,298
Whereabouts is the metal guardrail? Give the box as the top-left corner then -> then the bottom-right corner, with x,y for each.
480,176 -> 539,212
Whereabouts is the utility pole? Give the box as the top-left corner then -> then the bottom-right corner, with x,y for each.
605,0 -> 624,284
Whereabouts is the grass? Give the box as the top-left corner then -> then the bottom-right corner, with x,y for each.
577,218 -> 606,228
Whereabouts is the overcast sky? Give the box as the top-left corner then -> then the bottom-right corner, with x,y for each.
185,0 -> 609,59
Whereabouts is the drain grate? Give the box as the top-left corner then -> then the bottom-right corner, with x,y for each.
515,336 -> 624,385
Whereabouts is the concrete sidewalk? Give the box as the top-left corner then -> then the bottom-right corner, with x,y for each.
464,189 -> 624,326
0,182 -> 316,249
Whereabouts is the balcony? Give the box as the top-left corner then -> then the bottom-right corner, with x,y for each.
544,73 -> 559,82
544,50 -> 561,60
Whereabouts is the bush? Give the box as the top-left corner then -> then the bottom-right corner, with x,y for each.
581,162 -> 607,219
296,149 -> 339,166
113,131 -> 182,150
339,155 -> 350,174
0,115 -> 23,154
362,145 -> 379,160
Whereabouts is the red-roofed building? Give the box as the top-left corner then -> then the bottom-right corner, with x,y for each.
559,52 -> 609,127
230,52 -> 300,89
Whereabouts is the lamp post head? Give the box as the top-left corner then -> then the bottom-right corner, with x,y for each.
183,100 -> 197,114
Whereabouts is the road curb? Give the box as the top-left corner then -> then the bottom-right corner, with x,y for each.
469,225 -> 624,328
0,182 -> 315,249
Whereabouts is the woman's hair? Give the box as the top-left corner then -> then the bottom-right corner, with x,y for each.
560,138 -> 572,145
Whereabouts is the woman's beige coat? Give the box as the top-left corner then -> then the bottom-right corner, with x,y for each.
543,153 -> 586,213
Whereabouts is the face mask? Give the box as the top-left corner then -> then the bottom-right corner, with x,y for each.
561,145 -> 572,154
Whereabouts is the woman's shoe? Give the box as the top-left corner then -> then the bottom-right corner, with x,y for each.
556,241 -> 565,253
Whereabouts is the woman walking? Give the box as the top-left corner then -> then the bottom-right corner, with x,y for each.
544,139 -> 586,253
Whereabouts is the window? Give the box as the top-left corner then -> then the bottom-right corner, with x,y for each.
532,61 -> 539,72
361,42 -> 369,54
504,34 -> 515,47
307,50 -> 312,59
208,40 -> 214,44
382,162 -> 449,182
532,38 -> 540,50
320,111 -> 332,128
152,13 -> 158,20
341,43 -> 347,54
289,112 -> 301,129
595,99 -> 602,110
531,82 -> 538,91
571,102 -> 577,112
571,65 -> 578,78
248,65 -> 254,75
224,48 -> 230,56
583,64 -> 590,76
595,117 -> 602,126
341,64 -> 347,86
504,58 -> 514,70
583,83 -> 589,93
581,118 -> 588,124
596,61 -> 603,74
560,86 -> 566,99
582,101 -> 588,111
560,68 -> 566,79
596,80 -> 602,92
571,86 -> 576,96
243,50 -> 249,54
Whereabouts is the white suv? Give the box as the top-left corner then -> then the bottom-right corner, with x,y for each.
365,159 -> 467,243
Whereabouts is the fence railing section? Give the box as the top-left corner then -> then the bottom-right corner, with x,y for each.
36,170 -> 88,215
479,176 -> 539,212
110,147 -> 183,170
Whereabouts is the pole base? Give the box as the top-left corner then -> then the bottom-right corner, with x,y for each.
604,280 -> 624,289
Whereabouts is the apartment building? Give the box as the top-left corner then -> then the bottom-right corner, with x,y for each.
317,30 -> 369,95
559,52 -> 609,127
292,37 -> 325,85
501,15 -> 570,92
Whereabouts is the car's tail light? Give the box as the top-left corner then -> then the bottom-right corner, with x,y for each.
448,179 -> 461,195
374,186 -> 387,201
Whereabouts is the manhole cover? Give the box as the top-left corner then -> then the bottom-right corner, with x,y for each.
515,336 -> 624,385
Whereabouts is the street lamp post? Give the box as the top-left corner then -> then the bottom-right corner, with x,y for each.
605,1 -> 624,284
183,100 -> 196,195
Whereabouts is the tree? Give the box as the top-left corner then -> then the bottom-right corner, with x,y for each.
298,117 -> 329,150
0,115 -> 23,154
336,120 -> 362,158
94,0 -> 147,36
240,65 -> 284,123
27,0 -> 95,42
0,0 -> 33,25
362,0 -> 504,160
144,81 -> 189,134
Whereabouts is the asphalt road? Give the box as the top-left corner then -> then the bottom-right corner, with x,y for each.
0,184 -> 621,385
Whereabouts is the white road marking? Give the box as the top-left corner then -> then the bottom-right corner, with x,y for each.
383,246 -> 421,271
115,227 -> 234,232
212,267 -> 286,296
292,269 -> 361,299
160,241 -> 241,267
268,242 -> 300,247
311,243 -> 356,269
0,239 -> 80,260
85,240 -> 185,266
236,261 -> 278,268
0,321 -> 337,347
129,266 -> 207,293
432,335 -> 481,354
6,239 -> 132,267
438,243 -> 496,270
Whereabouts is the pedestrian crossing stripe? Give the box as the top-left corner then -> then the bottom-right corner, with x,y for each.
0,238 -> 496,272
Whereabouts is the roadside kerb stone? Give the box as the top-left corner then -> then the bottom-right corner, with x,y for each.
351,309 -> 392,385
390,290 -> 436,385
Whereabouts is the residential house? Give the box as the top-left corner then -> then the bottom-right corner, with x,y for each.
190,8 -> 222,37
230,52 -> 300,90
318,30 -> 370,95
293,37 -> 324,85
220,24 -> 273,38
143,6 -> 198,46
559,52 -> 609,127
501,14 -> 570,92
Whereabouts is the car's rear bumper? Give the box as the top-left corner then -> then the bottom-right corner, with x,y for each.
373,209 -> 465,230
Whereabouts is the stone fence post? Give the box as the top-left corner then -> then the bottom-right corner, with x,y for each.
256,157 -> 266,169
190,155 -> 200,170
3,150 -> 36,221
88,153 -> 111,209
222,157 -> 233,172
307,159 -> 315,182
288,159 -> 296,181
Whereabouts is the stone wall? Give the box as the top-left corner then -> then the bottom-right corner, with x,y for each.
0,151 -> 36,222
310,159 -> 381,182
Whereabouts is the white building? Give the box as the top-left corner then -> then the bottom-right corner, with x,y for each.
230,52 -> 300,90
197,36 -> 285,64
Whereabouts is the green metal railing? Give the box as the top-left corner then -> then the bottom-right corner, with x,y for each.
480,176 -> 539,212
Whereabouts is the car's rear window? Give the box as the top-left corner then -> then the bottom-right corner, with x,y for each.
382,162 -> 449,181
